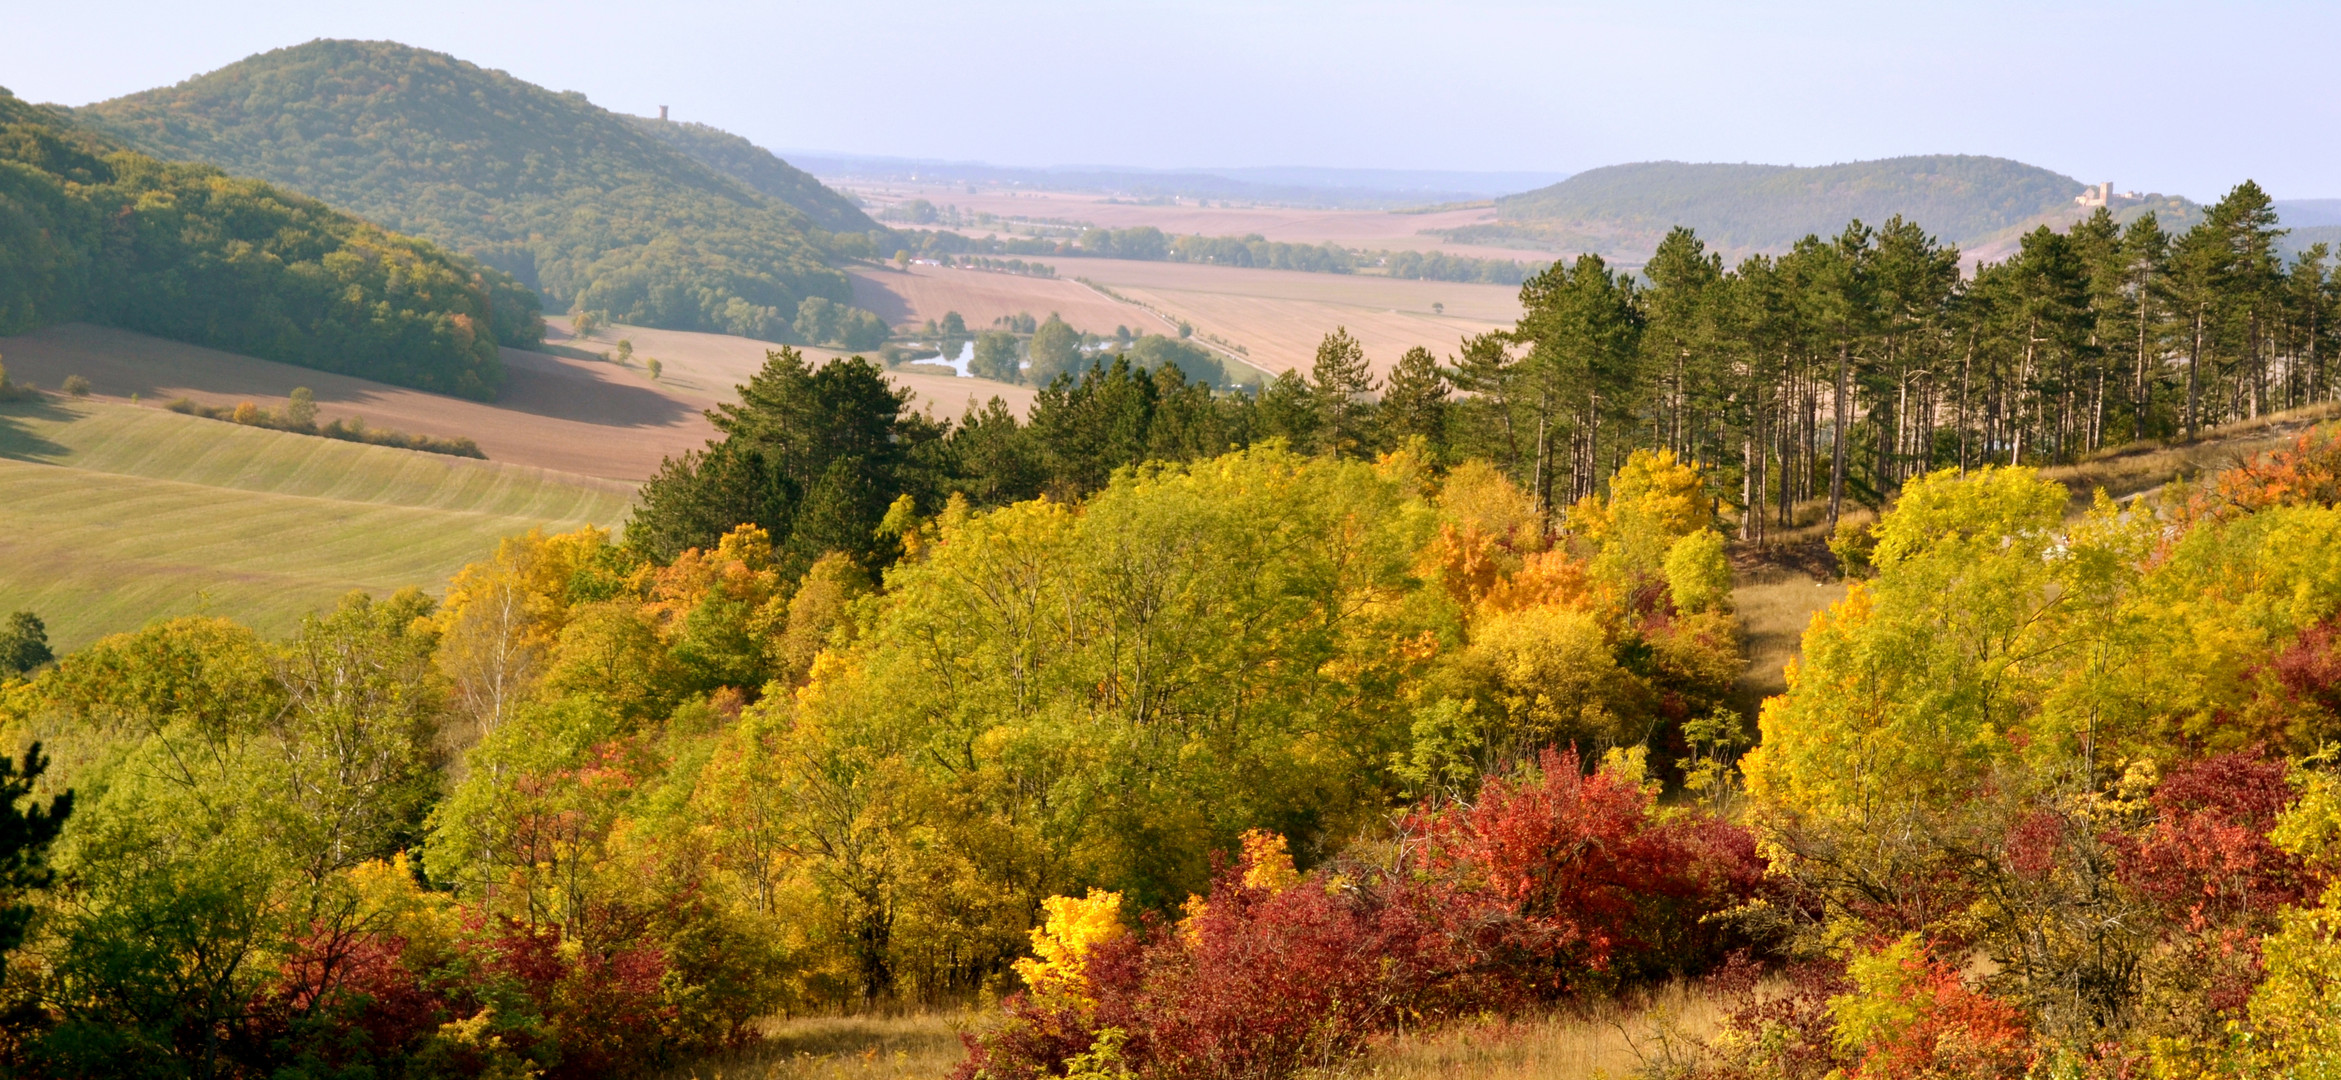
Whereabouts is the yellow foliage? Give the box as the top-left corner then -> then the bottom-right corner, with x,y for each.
1239,829 -> 1300,893
1663,528 -> 1733,613
1426,460 -> 1548,605
1015,889 -> 1126,1001
434,526 -> 609,733
1569,448 -> 1714,549
349,853 -> 462,955
775,552 -> 871,685
647,523 -> 783,634
1465,602 -> 1640,753
1478,549 -> 1600,615
1439,459 -> 1544,546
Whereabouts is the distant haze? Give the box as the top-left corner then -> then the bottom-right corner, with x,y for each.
7,0 -> 2338,203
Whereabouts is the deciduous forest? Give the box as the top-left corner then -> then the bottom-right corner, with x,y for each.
79,41 -> 897,345
5,180 -> 2341,1079
0,86 -> 536,400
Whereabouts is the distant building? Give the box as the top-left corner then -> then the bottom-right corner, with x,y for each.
2076,181 -> 2116,207
658,105 -> 669,122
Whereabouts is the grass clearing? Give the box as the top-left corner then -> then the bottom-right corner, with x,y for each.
652,1013 -> 977,1080
0,397 -> 634,650
1337,985 -> 1730,1080
657,985 -> 1735,1080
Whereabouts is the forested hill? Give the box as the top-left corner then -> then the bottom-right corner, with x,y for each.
630,117 -> 878,235
0,85 -> 530,399
1462,155 -> 2092,259
79,39 -> 883,342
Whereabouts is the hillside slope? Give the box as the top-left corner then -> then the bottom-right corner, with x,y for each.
631,118 -> 880,235
80,40 -> 874,341
1454,155 -> 2092,261
0,396 -> 634,649
0,84 -> 534,398
0,322 -> 716,480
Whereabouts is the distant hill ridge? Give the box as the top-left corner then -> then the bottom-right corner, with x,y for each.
80,40 -> 888,343
1446,155 -> 2147,262
631,117 -> 876,234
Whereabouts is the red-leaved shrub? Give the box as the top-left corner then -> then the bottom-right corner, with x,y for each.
959,749 -> 1764,1080
1406,747 -> 1765,998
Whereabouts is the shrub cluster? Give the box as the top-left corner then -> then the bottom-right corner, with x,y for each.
164,392 -> 486,458
958,749 -> 1764,1080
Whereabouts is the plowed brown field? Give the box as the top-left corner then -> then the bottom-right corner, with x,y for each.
0,323 -> 713,480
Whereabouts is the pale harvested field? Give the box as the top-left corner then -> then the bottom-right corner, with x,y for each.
0,323 -> 711,481
551,317 -> 1036,422
1073,258 -> 1521,378
838,181 -> 1556,261
843,264 -> 1138,336
0,397 -> 633,650
842,257 -> 1522,379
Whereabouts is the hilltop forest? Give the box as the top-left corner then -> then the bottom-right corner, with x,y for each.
81,40 -> 895,343
0,85 -> 535,399
6,180 -> 2341,1080
1455,155 -> 2202,263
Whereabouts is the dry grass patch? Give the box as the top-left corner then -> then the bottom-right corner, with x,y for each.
1732,563 -> 1847,705
654,1013 -> 976,1080
2043,401 -> 2341,505
1337,984 -> 1730,1080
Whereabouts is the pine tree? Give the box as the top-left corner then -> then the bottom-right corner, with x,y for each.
1310,327 -> 1378,458
1257,369 -> 1322,454
1379,346 -> 1451,459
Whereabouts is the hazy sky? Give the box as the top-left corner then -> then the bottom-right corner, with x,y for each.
8,0 -> 2336,200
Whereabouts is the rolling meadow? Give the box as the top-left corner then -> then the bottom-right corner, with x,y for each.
0,395 -> 634,650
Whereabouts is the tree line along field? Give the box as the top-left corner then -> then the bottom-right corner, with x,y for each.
837,180 -> 1556,261
0,396 -> 634,650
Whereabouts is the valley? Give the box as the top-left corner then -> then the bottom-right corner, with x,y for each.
4,17 -> 2340,1080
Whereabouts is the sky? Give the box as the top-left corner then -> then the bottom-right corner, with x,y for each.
6,0 -> 2336,201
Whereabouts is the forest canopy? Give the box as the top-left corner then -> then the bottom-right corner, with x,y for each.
0,84 -> 530,399
79,40 -> 890,343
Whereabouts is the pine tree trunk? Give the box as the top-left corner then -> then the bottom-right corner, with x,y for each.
1829,344 -> 1849,526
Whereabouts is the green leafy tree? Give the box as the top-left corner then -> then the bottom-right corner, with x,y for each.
0,613 -> 54,677
1027,314 -> 1084,385
971,331 -> 1023,383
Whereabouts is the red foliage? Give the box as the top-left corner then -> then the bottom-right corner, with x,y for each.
2270,618 -> 2341,718
958,751 -> 1765,1080
1693,953 -> 1852,1080
1844,949 -> 2033,1080
1406,747 -> 1765,996
2112,747 -> 2309,930
2204,426 -> 2341,518
1135,871 -> 1444,1080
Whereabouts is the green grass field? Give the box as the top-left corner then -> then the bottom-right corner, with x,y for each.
0,397 -> 636,650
